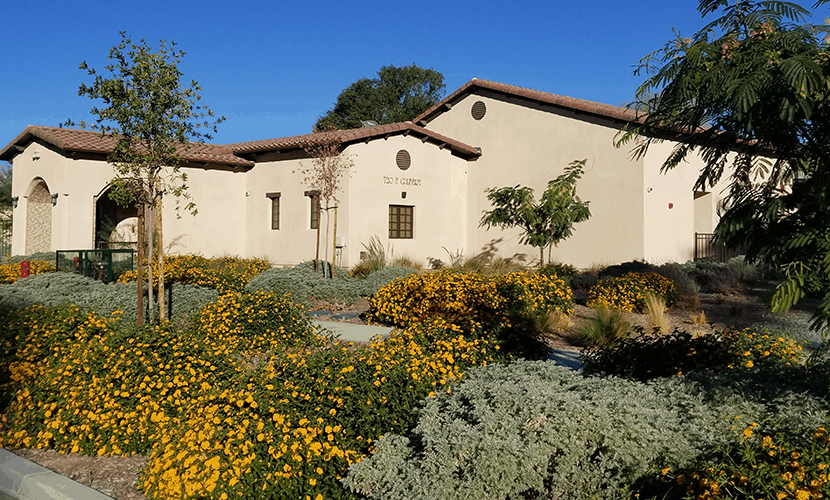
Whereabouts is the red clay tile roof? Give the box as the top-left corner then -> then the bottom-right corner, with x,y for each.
229,121 -> 481,160
0,125 -> 255,167
414,78 -> 645,127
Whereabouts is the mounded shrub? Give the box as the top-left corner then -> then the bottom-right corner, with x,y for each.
582,326 -> 805,381
587,272 -> 678,312
344,359 -> 829,500
118,254 -> 270,293
0,272 -> 218,323
245,261 -> 416,306
367,269 -> 573,330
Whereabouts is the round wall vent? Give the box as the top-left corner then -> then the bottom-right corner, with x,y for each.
471,100 -> 487,120
396,149 -> 411,170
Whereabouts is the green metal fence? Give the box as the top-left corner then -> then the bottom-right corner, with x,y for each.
56,249 -> 135,283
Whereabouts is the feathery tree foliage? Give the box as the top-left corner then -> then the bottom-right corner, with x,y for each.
69,32 -> 224,324
480,159 -> 591,267
315,64 -> 445,130
623,0 -> 830,330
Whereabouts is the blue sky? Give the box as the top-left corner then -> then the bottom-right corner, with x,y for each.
3,0 -> 829,148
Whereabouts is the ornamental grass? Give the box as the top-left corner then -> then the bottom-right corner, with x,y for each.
0,291 -> 503,499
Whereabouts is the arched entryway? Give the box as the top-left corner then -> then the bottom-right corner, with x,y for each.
95,187 -> 138,249
25,178 -> 52,254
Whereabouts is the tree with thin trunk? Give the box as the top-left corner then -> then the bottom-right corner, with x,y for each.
480,159 -> 591,267
297,127 -> 353,277
68,32 -> 223,323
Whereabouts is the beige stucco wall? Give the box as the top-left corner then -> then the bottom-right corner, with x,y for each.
424,91 -> 646,268
244,135 -> 468,267
10,140 -> 247,258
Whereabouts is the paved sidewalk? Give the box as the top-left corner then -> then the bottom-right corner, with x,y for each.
312,320 -> 393,343
0,448 -> 112,500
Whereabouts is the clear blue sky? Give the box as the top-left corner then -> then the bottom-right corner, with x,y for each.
3,0 -> 829,149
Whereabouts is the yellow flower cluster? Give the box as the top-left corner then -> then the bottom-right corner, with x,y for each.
587,272 -> 678,312
0,293 -> 499,499
367,269 -> 572,330
669,423 -> 830,500
0,259 -> 55,284
720,328 -> 804,369
118,254 -> 270,293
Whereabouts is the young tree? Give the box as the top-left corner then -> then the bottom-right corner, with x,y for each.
623,0 -> 830,330
69,32 -> 223,324
480,159 -> 591,267
297,127 -> 354,276
315,64 -> 445,130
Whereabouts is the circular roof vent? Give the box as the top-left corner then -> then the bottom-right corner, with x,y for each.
396,149 -> 411,170
471,100 -> 487,120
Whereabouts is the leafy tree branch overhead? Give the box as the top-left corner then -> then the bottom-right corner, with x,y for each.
623,0 -> 830,330
315,64 -> 446,130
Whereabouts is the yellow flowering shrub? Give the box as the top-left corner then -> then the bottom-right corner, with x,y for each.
0,259 -> 55,284
0,293 -> 502,499
587,272 -> 678,312
643,422 -> 830,500
367,269 -> 573,331
118,254 -> 270,293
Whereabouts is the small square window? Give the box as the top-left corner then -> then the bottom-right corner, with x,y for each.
389,205 -> 413,239
266,192 -> 281,230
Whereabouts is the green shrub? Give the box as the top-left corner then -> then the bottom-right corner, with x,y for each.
656,262 -> 700,303
570,272 -> 599,291
599,260 -> 657,278
582,326 -> 805,381
344,359 -> 828,500
587,272 -> 678,312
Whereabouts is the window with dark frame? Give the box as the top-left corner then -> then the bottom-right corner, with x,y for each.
389,205 -> 413,239
305,190 -> 321,229
266,192 -> 281,230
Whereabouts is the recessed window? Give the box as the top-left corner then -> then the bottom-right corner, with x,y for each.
389,205 -> 413,239
471,100 -> 487,120
305,190 -> 320,229
266,192 -> 281,230
396,149 -> 411,170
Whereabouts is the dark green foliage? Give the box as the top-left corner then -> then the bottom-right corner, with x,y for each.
569,272 -> 599,291
582,326 -> 804,381
624,0 -> 830,330
315,65 -> 445,130
655,262 -> 701,301
599,260 -> 657,279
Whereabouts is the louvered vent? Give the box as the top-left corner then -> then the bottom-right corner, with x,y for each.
471,100 -> 487,120
396,149 -> 411,170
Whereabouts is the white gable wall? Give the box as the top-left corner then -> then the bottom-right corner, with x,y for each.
423,91 -> 646,268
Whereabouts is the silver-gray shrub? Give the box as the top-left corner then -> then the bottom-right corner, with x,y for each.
0,272 -> 218,323
244,261 -> 415,305
344,359 -> 829,500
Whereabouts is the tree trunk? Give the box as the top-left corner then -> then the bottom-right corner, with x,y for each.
146,203 -> 155,323
157,198 -> 165,322
136,204 -> 144,327
324,206 -> 330,277
332,206 -> 338,278
315,205 -> 321,273
539,247 -> 544,269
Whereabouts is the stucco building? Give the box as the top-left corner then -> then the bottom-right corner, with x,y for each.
0,79 -> 729,269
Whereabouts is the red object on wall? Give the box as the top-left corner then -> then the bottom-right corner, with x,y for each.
668,203 -> 674,209
20,260 -> 30,279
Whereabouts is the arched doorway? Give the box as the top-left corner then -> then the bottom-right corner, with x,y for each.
95,187 -> 138,249
25,179 -> 52,254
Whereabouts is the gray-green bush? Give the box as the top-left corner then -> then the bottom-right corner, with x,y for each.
344,360 -> 830,500
0,272 -> 218,323
244,261 -> 416,305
